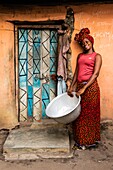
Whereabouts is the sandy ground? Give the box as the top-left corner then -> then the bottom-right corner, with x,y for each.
0,121 -> 113,170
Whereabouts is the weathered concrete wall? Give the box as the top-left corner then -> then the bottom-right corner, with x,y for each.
0,4 -> 112,129
0,21 -> 18,129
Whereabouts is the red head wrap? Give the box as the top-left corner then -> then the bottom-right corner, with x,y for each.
74,28 -> 94,44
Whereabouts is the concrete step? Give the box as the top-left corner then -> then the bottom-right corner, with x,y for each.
3,120 -> 73,160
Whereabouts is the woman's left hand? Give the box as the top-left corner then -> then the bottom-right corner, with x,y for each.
76,87 -> 86,97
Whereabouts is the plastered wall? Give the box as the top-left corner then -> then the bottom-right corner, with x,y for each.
0,3 -> 112,129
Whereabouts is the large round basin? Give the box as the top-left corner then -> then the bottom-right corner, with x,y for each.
46,92 -> 81,124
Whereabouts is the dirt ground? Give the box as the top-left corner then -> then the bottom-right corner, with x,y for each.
0,121 -> 113,170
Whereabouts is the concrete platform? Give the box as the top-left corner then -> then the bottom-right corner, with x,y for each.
3,120 -> 73,160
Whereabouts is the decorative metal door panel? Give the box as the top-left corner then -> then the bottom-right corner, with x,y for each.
18,28 -> 57,122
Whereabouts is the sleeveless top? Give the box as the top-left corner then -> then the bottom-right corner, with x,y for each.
77,52 -> 97,82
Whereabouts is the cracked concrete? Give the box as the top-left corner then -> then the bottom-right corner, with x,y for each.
3,120 -> 73,160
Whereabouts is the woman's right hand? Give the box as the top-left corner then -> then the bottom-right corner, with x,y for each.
67,89 -> 74,97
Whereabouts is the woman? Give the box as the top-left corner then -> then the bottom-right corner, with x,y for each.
67,28 -> 102,150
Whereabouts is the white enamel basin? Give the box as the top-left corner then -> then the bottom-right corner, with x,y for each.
46,92 -> 81,124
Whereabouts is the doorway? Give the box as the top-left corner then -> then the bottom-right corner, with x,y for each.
16,27 -> 59,122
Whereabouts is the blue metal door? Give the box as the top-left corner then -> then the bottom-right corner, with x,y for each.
18,29 -> 58,122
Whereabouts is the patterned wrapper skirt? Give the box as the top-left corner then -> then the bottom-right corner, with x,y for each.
72,80 -> 100,147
